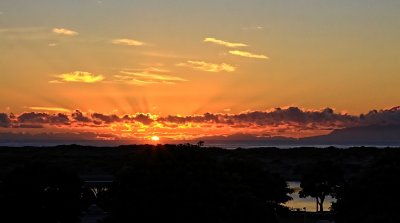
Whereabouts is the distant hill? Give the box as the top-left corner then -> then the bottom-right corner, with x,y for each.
197,125 -> 400,147
302,125 -> 400,145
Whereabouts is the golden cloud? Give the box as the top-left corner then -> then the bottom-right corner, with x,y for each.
52,71 -> 105,83
115,71 -> 187,85
112,38 -> 145,46
28,107 -> 71,113
52,28 -> 78,36
177,61 -> 235,72
229,50 -> 269,59
204,37 -> 247,48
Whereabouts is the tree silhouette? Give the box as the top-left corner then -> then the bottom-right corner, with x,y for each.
0,163 -> 84,223
196,140 -> 205,147
299,161 -> 343,212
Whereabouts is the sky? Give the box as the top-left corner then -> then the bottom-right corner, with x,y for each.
1,0 -> 400,143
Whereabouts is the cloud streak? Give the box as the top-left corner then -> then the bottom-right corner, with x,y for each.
177,61 -> 235,72
28,107 -> 71,113
51,71 -> 105,83
52,28 -> 78,36
204,37 -> 248,48
112,38 -> 145,46
114,71 -> 187,85
229,50 -> 269,60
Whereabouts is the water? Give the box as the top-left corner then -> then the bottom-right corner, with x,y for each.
203,141 -> 396,149
285,181 -> 335,212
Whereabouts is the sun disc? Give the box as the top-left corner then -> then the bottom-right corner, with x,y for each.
151,136 -> 160,141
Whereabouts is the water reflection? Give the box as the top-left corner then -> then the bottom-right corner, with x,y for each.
285,181 -> 335,212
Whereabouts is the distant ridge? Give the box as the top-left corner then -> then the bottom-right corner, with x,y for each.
197,125 -> 400,147
302,125 -> 400,145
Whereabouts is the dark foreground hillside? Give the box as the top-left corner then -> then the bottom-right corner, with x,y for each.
0,145 -> 399,223
0,145 -> 396,180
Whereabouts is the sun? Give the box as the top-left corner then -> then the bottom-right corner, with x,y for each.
151,136 -> 160,141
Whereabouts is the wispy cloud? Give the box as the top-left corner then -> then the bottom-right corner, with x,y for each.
48,43 -> 58,47
113,75 -> 155,85
177,61 -> 235,72
51,71 -> 105,83
204,37 -> 248,48
229,50 -> 269,60
28,107 -> 71,113
0,27 -> 53,40
123,67 -> 171,73
143,67 -> 170,73
112,38 -> 145,46
0,27 -> 46,34
242,26 -> 264,31
52,28 -> 78,36
114,71 -> 187,85
141,51 -> 184,59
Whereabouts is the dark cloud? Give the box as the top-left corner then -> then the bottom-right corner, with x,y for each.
0,113 -> 11,128
360,106 -> 400,126
158,107 -> 358,128
122,113 -> 154,125
71,110 -> 92,122
18,112 -> 70,125
2,106 -> 400,131
91,113 -> 120,124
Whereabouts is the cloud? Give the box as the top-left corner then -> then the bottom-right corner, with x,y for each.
143,67 -> 170,73
156,106 -> 400,132
92,113 -> 120,124
0,113 -> 11,128
18,112 -> 70,125
204,37 -> 248,48
51,71 -> 105,83
112,38 -> 145,46
0,27 -> 52,40
2,106 -> 400,141
242,26 -> 264,31
177,61 -> 235,72
141,52 -> 184,59
158,107 -> 358,128
359,106 -> 400,126
28,107 -> 71,113
52,28 -> 78,36
122,67 -> 170,73
114,71 -> 187,85
122,113 -> 155,125
229,50 -> 269,60
72,110 -> 92,123
113,75 -> 156,85
48,43 -> 58,47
